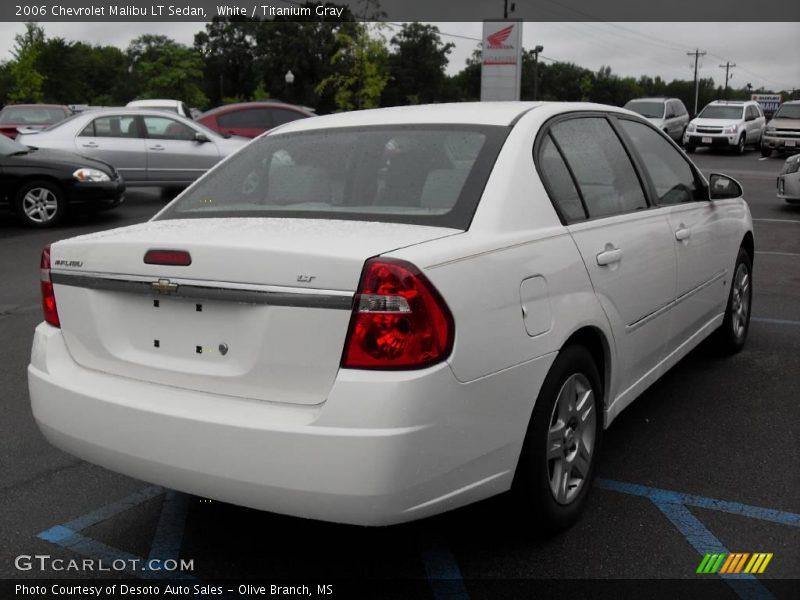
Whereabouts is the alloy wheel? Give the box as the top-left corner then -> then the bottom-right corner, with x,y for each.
22,187 -> 59,224
731,262 -> 751,340
547,373 -> 597,505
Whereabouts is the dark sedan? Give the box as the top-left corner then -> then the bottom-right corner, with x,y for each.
0,135 -> 124,227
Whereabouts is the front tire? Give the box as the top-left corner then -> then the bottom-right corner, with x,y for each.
713,247 -> 753,354
736,133 -> 746,155
761,146 -> 772,158
14,180 -> 66,228
685,143 -> 696,154
513,345 -> 603,533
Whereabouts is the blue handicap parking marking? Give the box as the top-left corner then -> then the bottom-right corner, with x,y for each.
37,486 -> 195,581
597,478 -> 800,600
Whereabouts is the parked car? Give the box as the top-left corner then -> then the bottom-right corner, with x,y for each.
29,102 -> 753,530
0,132 -> 124,227
197,101 -> 314,138
777,153 -> 800,204
684,100 -> 766,154
623,97 -> 689,142
0,104 -> 71,138
16,109 -> 247,187
126,99 -> 193,119
761,100 -> 800,157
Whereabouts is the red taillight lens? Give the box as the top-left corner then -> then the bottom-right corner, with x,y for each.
40,244 -> 60,327
143,249 -> 192,266
342,258 -> 454,370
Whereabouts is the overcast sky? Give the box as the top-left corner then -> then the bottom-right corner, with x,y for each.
0,21 -> 797,92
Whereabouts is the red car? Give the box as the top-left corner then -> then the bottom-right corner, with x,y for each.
197,102 -> 314,138
0,104 -> 71,138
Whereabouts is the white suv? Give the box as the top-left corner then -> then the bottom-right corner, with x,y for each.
624,97 -> 689,142
684,100 -> 766,154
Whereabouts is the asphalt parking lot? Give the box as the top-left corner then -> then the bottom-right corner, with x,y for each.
1,148 -> 798,599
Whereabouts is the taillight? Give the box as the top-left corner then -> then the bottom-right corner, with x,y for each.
144,249 -> 192,266
40,244 -> 60,327
342,258 -> 454,370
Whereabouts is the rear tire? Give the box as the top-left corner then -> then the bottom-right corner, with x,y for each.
712,247 -> 753,354
14,180 -> 66,228
513,345 -> 603,534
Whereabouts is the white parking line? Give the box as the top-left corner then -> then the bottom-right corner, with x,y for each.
752,317 -> 800,327
753,218 -> 800,224
756,251 -> 800,257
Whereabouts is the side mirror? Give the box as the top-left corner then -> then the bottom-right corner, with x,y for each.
194,132 -> 210,143
745,114 -> 755,122
709,173 -> 743,200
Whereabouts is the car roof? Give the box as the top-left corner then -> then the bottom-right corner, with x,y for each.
272,102 -> 650,134
627,97 -> 672,102
1,103 -> 69,109
127,99 -> 182,107
199,102 -> 314,119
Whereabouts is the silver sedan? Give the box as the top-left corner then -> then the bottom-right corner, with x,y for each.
17,109 -> 248,186
777,153 -> 800,204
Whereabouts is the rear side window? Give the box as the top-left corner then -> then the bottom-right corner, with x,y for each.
271,109 -> 308,127
550,117 -> 647,218
537,135 -> 586,223
218,108 -> 270,129
620,120 -> 703,205
80,115 -> 140,138
157,125 -> 509,230
143,116 -> 195,141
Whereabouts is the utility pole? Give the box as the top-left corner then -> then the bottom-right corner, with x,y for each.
719,61 -> 736,99
532,45 -> 544,101
687,49 -> 706,116
503,0 -> 515,18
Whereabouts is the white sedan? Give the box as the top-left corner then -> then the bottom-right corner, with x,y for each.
29,102 -> 754,530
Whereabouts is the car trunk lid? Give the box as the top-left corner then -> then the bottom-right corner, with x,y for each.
50,218 -> 459,405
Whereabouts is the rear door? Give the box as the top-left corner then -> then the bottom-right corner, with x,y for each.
142,115 -> 220,183
74,114 -> 147,183
546,115 -> 677,393
617,118 -> 731,350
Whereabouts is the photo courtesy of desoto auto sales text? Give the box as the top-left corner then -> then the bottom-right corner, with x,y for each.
0,0 -> 798,598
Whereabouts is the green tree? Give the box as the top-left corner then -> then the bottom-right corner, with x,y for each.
8,22 -> 46,103
250,4 -> 358,113
381,23 -> 453,106
195,17 -> 259,107
127,34 -> 208,108
317,23 -> 389,111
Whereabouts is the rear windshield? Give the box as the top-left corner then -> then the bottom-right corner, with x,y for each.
698,105 -> 744,120
0,106 -> 67,124
156,124 -> 509,229
624,101 -> 665,119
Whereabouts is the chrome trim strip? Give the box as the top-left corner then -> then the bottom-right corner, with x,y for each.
626,270 -> 726,333
50,272 -> 354,310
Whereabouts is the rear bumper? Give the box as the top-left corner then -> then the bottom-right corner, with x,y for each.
29,323 -> 553,525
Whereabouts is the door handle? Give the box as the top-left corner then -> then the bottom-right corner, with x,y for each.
596,247 -> 623,266
81,142 -> 98,148
675,227 -> 691,242
149,145 -> 165,151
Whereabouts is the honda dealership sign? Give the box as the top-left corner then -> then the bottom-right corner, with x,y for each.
480,20 -> 523,101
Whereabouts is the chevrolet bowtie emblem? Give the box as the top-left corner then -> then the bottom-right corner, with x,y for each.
152,278 -> 179,294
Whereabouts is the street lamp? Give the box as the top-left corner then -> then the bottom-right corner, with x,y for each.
532,45 -> 544,101
284,70 -> 295,103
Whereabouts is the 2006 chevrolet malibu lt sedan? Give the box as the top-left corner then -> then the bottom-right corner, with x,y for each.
29,102 -> 754,530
